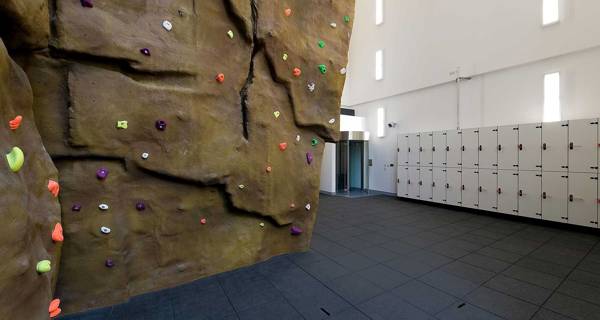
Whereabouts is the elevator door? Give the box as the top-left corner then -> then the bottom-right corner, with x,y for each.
336,140 -> 369,192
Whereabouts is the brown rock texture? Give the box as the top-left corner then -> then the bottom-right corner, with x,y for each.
4,0 -> 354,316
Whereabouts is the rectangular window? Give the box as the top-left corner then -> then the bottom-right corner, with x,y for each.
543,72 -> 561,122
375,0 -> 384,25
377,107 -> 385,137
375,50 -> 383,80
543,0 -> 559,25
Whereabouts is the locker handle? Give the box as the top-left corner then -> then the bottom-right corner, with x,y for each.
479,145 -> 482,151
462,146 -> 465,151
432,146 -> 436,152
408,179 -> 411,185
497,188 -> 502,194
498,144 -> 502,151
446,183 -> 449,189
446,146 -> 450,151
461,185 -> 465,190
569,194 -> 573,202
419,147 -> 423,152
479,186 -> 483,192
419,181 -> 423,186
542,192 -> 547,199
432,182 -> 436,187
542,143 -> 547,150
519,190 -> 523,197
518,144 -> 523,151
408,147 -> 411,152
569,142 -> 574,150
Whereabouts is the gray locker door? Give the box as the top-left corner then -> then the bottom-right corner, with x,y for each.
462,129 -> 479,169
420,168 -> 434,201
479,169 -> 498,212
398,135 -> 409,166
498,125 -> 519,170
541,172 -> 568,223
519,123 -> 542,171
479,126 -> 498,169
498,170 -> 519,215
447,130 -> 462,168
568,173 -> 599,228
433,132 -> 447,167
446,168 -> 462,206
541,121 -> 568,172
421,132 -> 434,167
462,169 -> 479,209
432,168 -> 446,203
408,133 -> 421,166
518,171 -> 542,219
408,167 -> 420,199
569,119 -> 599,173
397,166 -> 409,197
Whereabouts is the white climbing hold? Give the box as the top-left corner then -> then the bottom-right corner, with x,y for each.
259,222 -> 265,228
227,30 -> 234,39
273,111 -> 280,118
141,152 -> 149,160
282,53 -> 288,61
340,67 -> 347,75
100,226 -> 111,234
328,118 -> 336,124
330,22 -> 337,28
305,203 -> 311,211
307,82 -> 315,92
296,135 -> 301,142
238,184 -> 245,189
98,203 -> 109,211
162,20 -> 173,31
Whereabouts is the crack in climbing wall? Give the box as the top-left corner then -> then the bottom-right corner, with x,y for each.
238,0 -> 259,140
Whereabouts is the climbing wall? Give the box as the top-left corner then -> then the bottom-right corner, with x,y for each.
4,0 -> 354,315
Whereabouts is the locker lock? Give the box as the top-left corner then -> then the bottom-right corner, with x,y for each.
461,185 -> 465,190
432,182 -> 436,187
408,147 -> 411,152
445,183 -> 449,189
407,179 -> 411,185
569,194 -> 574,202
498,144 -> 502,151
518,144 -> 523,151
446,146 -> 450,151
479,145 -> 482,151
569,142 -> 574,150
432,146 -> 436,152
479,186 -> 482,192
542,143 -> 547,150
542,192 -> 547,199
419,147 -> 423,152
462,146 -> 465,152
497,188 -> 502,194
519,190 -> 523,197
419,181 -> 423,186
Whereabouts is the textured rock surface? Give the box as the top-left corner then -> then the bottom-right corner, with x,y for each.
4,0 -> 354,315
0,0 -> 49,50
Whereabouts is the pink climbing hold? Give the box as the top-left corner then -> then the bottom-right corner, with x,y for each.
290,226 -> 303,236
279,142 -> 288,151
200,218 -> 207,225
80,0 -> 93,8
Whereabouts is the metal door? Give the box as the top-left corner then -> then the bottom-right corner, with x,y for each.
568,173 -> 599,228
541,121 -> 568,172
421,132 -> 433,167
447,130 -> 462,168
541,172 -> 568,223
479,126 -> 498,169
408,133 -> 420,166
433,131 -> 447,167
408,167 -> 420,199
420,167 -> 433,201
398,135 -> 409,166
479,169 -> 498,212
462,169 -> 479,209
519,123 -> 542,171
432,168 -> 446,203
518,171 -> 542,219
462,129 -> 479,169
498,170 -> 519,215
498,125 -> 519,170
397,166 -> 409,197
569,119 -> 599,173
446,168 -> 462,206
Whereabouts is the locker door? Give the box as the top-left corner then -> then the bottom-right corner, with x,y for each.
433,132 -> 447,167
519,123 -> 542,171
498,125 -> 519,170
421,132 -> 433,167
432,168 -> 446,203
479,126 -> 498,169
569,119 -> 599,173
398,135 -> 409,166
479,169 -> 498,212
447,130 -> 462,168
541,121 -> 568,172
568,173 -> 599,228
498,170 -> 519,215
397,166 -> 409,197
462,169 -> 479,209
518,171 -> 542,219
408,133 -> 420,166
420,168 -> 433,201
408,167 -> 420,199
462,129 -> 479,169
446,168 -> 462,206
541,172 -> 568,223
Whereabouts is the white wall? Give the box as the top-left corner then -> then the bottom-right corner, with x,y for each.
320,143 -> 337,193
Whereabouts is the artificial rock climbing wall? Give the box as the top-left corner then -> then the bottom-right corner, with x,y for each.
3,0 -> 354,316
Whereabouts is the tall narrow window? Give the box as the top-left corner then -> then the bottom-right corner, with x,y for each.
377,107 -> 385,137
543,72 -> 561,122
375,50 -> 383,80
543,0 -> 559,25
375,0 -> 384,25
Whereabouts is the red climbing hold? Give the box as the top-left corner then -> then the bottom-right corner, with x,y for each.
284,8 -> 292,17
200,218 -> 207,225
279,142 -> 288,151
49,299 -> 61,318
9,115 -> 22,130
48,180 -> 60,198
216,73 -> 225,83
292,67 -> 302,77
80,0 -> 93,8
52,223 -> 64,243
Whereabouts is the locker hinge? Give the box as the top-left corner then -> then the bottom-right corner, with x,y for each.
458,132 -> 462,134
397,179 -> 400,183
492,172 -> 498,175
513,127 -> 519,130
513,173 -> 519,176
474,204 -> 479,207
536,213 -> 542,216
397,148 -> 400,152
474,130 -> 479,133
561,124 -> 569,127
591,121 -> 599,125
536,165 -> 542,168
458,202 -> 462,204
561,175 -> 569,178
513,210 -> 518,213
536,126 -> 542,129
591,177 -> 598,180
443,133 -> 447,135
492,129 -> 498,132
592,221 -> 599,225
536,174 -> 542,177
591,167 -> 599,170
492,206 -> 497,209
429,133 -> 433,136
561,165 -> 569,169
561,217 -> 568,220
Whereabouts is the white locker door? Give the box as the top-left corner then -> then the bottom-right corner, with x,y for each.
541,172 -> 568,223
446,168 -> 462,206
408,133 -> 420,166
479,170 -> 498,212
433,132 -> 447,167
479,127 -> 498,169
408,167 -> 421,199
498,125 -> 519,170
447,130 -> 462,168
432,168 -> 446,203
569,119 -> 599,173
462,129 -> 479,169
519,123 -> 542,171
398,135 -> 409,167
397,166 -> 409,197
541,121 -> 568,172
498,170 -> 519,215
420,132 -> 434,167
568,173 -> 599,228
462,169 -> 479,209
518,171 -> 542,219
420,168 -> 434,201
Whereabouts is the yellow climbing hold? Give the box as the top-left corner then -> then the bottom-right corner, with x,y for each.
273,111 -> 280,118
6,146 -> 24,172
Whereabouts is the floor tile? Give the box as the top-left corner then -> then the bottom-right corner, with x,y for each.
355,264 -> 411,290
237,298 -> 303,320
459,253 -> 511,273
419,269 -> 479,298
466,287 -> 539,320
300,258 -> 350,282
391,280 -> 457,314
532,308 -> 575,320
355,245 -> 400,262
502,265 -> 563,290
358,292 -> 433,320
557,280 -> 600,306
330,252 -> 378,272
485,274 -> 553,305
325,274 -> 386,305
436,301 -> 504,320
544,293 -> 600,320
440,261 -> 496,285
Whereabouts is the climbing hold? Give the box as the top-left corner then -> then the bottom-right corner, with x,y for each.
136,202 -> 146,211
329,118 -> 336,124
266,166 -> 272,173
52,223 -> 64,243
200,218 -> 207,225
9,115 -> 22,130
318,64 -> 327,74
49,299 -> 61,318
162,20 -> 173,31
259,222 -> 265,228
306,152 -> 313,164
178,8 -> 185,16
282,53 -> 288,61
80,0 -> 93,8
273,111 -> 281,118
238,184 -> 245,189
98,203 -> 109,211
6,146 -> 24,172
116,120 -> 128,129
141,152 -> 149,160
340,67 -> 347,75
48,180 -> 59,197
292,67 -> 302,77
318,40 -> 325,48
330,22 -> 337,28
72,204 -> 81,212
105,259 -> 114,268
296,135 -> 301,142
216,73 -> 225,83
100,226 -> 111,234
155,120 -> 167,131
305,203 -> 311,211
284,8 -> 292,17
344,15 -> 350,23
279,142 -> 288,151
227,30 -> 234,39
36,260 -> 51,273
311,138 -> 319,146
96,168 -> 109,180
290,226 -> 303,236
290,203 -> 296,209
307,82 -> 315,92
140,48 -> 151,56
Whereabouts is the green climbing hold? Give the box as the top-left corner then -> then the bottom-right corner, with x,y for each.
318,64 -> 327,74
318,40 -> 325,48
6,146 -> 24,172
344,15 -> 350,23
311,138 -> 319,146
116,120 -> 128,129
36,260 -> 51,274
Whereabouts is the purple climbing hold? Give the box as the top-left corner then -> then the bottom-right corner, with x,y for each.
140,48 -> 151,56
96,168 -> 109,180
306,152 -> 313,165
80,0 -> 93,8
105,259 -> 114,268
155,120 -> 167,131
136,202 -> 146,211
290,226 -> 303,236
72,204 -> 82,212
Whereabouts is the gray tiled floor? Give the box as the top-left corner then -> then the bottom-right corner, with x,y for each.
63,195 -> 600,320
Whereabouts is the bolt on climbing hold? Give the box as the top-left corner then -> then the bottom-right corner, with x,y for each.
279,142 -> 288,151
292,67 -> 301,77
311,138 -> 319,146
344,15 -> 350,23
216,73 -> 225,83
48,180 -> 60,197
266,166 -> 272,173
305,203 -> 311,211
155,120 -> 167,131
259,222 -> 265,228
318,40 -> 325,48
116,120 -> 128,129
227,30 -> 234,39
306,152 -> 313,164
6,146 -> 24,172
136,202 -> 146,211
100,226 -> 111,234
162,20 -> 173,31
105,259 -> 114,268
96,168 -> 109,180
80,0 -> 93,8
296,135 -> 301,142
200,218 -> 207,225
273,111 -> 281,118
282,53 -> 288,61
72,204 -> 82,211
141,152 -> 149,160
307,82 -> 315,92
36,260 -> 52,273
238,184 -> 245,189
290,226 -> 303,235
49,299 -> 61,318
52,223 -> 64,243
140,48 -> 151,56
330,22 -> 337,28
98,203 -> 109,211
284,8 -> 292,17
340,67 -> 347,75
9,115 -> 22,130
318,64 -> 327,74
328,118 -> 336,124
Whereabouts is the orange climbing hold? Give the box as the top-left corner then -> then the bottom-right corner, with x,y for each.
48,180 -> 60,197
292,67 -> 302,77
49,299 -> 61,318
279,142 -> 288,151
216,73 -> 225,83
9,115 -> 22,130
52,223 -> 64,242
284,8 -> 292,17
